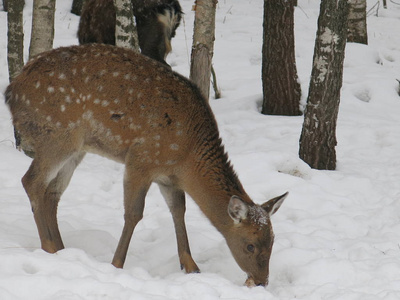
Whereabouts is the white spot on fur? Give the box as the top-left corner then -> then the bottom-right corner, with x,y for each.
68,121 -> 77,129
82,110 -> 93,120
94,99 -> 100,105
65,95 -> 71,103
113,72 -> 120,77
101,100 -> 110,107
133,137 -> 145,145
170,144 -> 179,151
35,81 -> 40,89
48,86 -> 55,93
58,73 -> 66,80
129,124 -> 142,131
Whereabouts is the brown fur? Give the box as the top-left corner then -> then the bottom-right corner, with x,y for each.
5,44 -> 287,286
78,0 -> 182,65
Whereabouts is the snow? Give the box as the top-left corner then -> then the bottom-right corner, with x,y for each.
1,0 -> 400,298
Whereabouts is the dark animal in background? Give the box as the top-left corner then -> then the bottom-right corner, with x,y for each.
78,0 -> 182,65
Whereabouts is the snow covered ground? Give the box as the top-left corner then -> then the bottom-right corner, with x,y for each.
1,0 -> 400,298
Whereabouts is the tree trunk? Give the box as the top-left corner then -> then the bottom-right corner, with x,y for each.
347,0 -> 367,44
29,0 -> 56,60
190,0 -> 217,101
261,0 -> 301,116
113,0 -> 139,51
7,0 -> 24,82
298,0 -> 349,170
3,0 -> 8,11
71,0 -> 85,15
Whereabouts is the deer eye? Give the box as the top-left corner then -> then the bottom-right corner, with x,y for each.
247,244 -> 255,253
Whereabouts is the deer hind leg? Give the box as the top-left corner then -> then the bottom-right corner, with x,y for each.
158,183 -> 200,274
112,167 -> 151,269
22,151 -> 85,253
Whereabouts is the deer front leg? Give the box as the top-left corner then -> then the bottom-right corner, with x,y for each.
158,184 -> 200,274
112,167 -> 151,269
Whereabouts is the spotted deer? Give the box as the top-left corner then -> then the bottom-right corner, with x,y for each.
5,44 -> 287,287
78,0 -> 182,66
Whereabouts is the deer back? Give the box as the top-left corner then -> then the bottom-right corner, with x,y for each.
6,44 -> 215,165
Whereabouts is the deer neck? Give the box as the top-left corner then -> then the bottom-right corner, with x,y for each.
182,144 -> 250,235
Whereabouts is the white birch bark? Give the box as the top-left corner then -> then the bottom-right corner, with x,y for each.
29,0 -> 56,60
189,0 -> 217,101
113,0 -> 139,51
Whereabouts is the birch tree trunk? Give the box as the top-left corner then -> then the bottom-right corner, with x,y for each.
299,0 -> 349,170
261,0 -> 301,116
7,0 -> 24,82
29,0 -> 56,60
113,0 -> 139,51
347,0 -> 367,44
190,0 -> 217,101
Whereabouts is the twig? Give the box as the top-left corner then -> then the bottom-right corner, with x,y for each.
211,65 -> 221,99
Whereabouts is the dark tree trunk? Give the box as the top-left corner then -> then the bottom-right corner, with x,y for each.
7,0 -> 24,82
299,0 -> 349,170
190,0 -> 217,101
3,0 -> 8,11
262,0 -> 301,116
347,0 -> 367,44
71,0 -> 85,15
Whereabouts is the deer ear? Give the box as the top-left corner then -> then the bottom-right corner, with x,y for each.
261,192 -> 288,216
228,196 -> 249,224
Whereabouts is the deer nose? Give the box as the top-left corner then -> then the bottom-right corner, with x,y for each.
245,275 -> 268,287
256,282 -> 266,287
